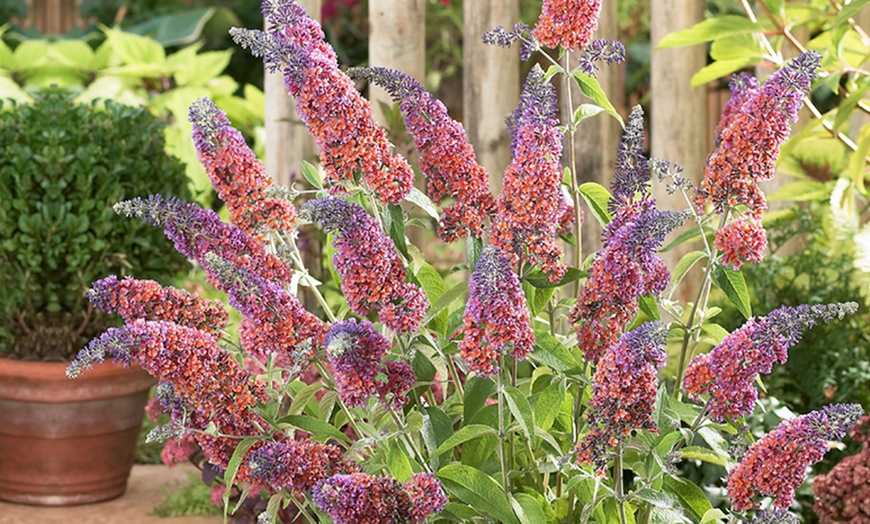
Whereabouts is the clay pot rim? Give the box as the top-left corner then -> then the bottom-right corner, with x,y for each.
0,358 -> 156,403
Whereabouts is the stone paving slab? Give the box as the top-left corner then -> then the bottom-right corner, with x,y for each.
0,464 -> 221,524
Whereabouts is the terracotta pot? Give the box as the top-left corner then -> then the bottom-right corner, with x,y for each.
0,358 -> 156,506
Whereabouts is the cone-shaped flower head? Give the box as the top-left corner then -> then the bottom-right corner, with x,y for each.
491,65 -> 568,282
230,0 -> 414,205
533,0 -> 603,51
684,302 -> 859,423
571,107 -> 685,361
727,403 -> 864,511
189,97 -> 296,237
300,196 -> 428,333
324,319 -> 414,410
312,472 -> 447,524
459,245 -> 535,377
576,322 -> 667,472
347,66 -> 496,242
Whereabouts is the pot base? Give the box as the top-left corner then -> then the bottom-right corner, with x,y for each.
0,359 -> 155,506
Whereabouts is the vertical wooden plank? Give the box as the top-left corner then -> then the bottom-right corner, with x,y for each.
463,0 -> 520,193
567,0 -> 622,256
264,0 -> 321,186
650,0 -> 707,300
368,0 -> 426,125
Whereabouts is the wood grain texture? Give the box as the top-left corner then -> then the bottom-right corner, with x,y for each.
463,0 -> 520,193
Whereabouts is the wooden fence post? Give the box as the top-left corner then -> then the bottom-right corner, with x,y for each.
568,1 -> 623,256
368,0 -> 426,125
650,0 -> 707,301
463,0 -> 520,193
264,0 -> 321,186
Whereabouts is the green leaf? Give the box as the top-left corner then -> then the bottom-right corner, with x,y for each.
415,262 -> 448,335
578,182 -> 613,227
127,7 -> 240,47
288,381 -> 323,415
833,0 -> 870,28
768,180 -> 831,202
384,204 -> 410,261
572,72 -> 623,126
277,414 -> 351,444
438,465 -> 520,524
300,160 -> 323,189
680,446 -> 726,466
543,64 -> 563,82
431,424 -> 499,458
701,508 -> 728,523
670,251 -> 707,291
573,104 -> 607,124
633,489 -> 679,510
422,280 -> 468,326
712,265 -> 751,318
638,295 -> 660,320
691,57 -> 757,87
833,82 -> 870,134
504,386 -> 535,441
466,236 -> 483,269
661,226 -> 714,253
386,442 -> 413,482
464,376 -> 495,422
103,26 -> 166,65
174,49 -> 233,87
533,286 -> 555,316
524,267 -> 589,289
405,187 -> 440,220
512,493 -> 548,524
700,323 -> 730,345
531,331 -> 582,375
657,16 -> 762,48
534,380 -> 566,432
222,437 -> 260,513
662,475 -> 713,522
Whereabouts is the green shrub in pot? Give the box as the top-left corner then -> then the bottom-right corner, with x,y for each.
0,88 -> 191,361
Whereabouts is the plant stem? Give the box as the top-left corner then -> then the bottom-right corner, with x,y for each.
388,409 -> 433,473
615,442 -> 627,524
290,495 -> 317,524
673,210 -> 727,399
276,232 -> 338,323
740,0 -> 870,164
497,366 -> 511,500
445,354 -> 465,403
563,50 -> 585,292
313,361 -> 364,442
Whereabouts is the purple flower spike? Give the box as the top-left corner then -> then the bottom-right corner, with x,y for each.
459,245 -> 535,377
578,39 -> 626,78
728,403 -> 864,511
576,321 -> 667,472
684,302 -> 859,423
300,197 -> 428,333
324,319 -> 414,409
347,66 -> 496,242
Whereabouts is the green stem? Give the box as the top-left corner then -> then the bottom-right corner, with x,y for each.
563,50 -> 585,293
445,354 -> 465,403
615,443 -> 627,524
290,494 -> 317,524
673,211 -> 728,399
497,367 -> 511,500
314,361 -> 363,441
276,232 -> 338,323
389,410 -> 433,473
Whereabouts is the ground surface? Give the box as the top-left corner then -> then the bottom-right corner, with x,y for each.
0,464 -> 221,524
